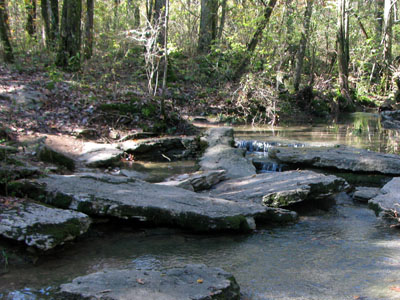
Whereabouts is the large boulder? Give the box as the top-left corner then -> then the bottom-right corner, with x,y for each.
0,199 -> 91,251
199,128 -> 256,179
78,143 -> 123,168
269,145 -> 400,175
368,178 -> 400,219
34,173 -> 296,232
208,170 -> 348,209
352,187 -> 381,203
58,264 -> 240,300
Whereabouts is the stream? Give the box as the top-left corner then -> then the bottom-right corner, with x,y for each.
2,112 -> 400,300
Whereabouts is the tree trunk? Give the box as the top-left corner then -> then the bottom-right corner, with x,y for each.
134,5 -> 140,28
114,0 -> 120,30
41,0 -> 51,46
56,0 -> 82,71
25,0 -> 37,38
146,0 -> 153,23
50,0 -> 59,41
154,0 -> 166,46
383,0 -> 393,67
293,0 -> 313,91
161,0 -> 169,119
84,0 -> 94,59
198,0 -> 218,53
337,0 -> 352,108
217,0 -> 227,40
0,0 -> 14,63
233,0 -> 277,80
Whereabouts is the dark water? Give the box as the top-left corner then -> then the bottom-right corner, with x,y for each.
2,112 -> 400,300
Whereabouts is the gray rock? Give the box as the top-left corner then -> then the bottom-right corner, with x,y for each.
0,201 -> 91,251
78,143 -> 123,168
208,170 -> 348,209
120,169 -> 150,181
353,187 -> 381,203
199,128 -> 256,179
37,145 -> 75,171
381,110 -> 400,129
58,264 -> 240,300
122,137 -> 197,161
368,178 -> 400,218
157,170 -> 226,192
36,174 -> 295,232
269,145 -> 400,175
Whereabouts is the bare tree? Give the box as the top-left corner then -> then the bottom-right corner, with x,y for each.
198,0 -> 218,53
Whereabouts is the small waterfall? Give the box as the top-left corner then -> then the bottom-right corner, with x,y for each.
259,161 -> 282,173
236,140 -> 305,154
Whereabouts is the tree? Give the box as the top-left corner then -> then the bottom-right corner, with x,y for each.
25,0 -> 37,38
294,0 -> 314,91
41,0 -> 59,48
383,0 -> 393,71
154,0 -> 166,46
84,0 -> 94,59
217,0 -> 227,40
56,0 -> 82,71
0,0 -> 14,63
198,0 -> 218,53
337,0 -> 352,107
233,0 -> 278,80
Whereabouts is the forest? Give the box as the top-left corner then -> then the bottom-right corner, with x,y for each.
1,0 -> 399,132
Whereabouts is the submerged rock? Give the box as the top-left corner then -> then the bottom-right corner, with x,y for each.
208,170 -> 348,209
269,145 -> 400,175
353,187 -> 381,203
58,264 -> 240,300
0,200 -> 91,251
199,128 -> 256,179
34,173 -> 294,232
157,170 -> 226,192
368,178 -> 400,219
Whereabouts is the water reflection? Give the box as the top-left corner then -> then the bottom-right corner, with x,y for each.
235,112 -> 400,154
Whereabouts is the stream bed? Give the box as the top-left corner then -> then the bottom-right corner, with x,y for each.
1,112 -> 400,300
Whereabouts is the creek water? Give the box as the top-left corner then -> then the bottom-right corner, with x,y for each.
2,112 -> 400,300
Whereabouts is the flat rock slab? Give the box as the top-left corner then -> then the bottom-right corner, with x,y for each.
353,187 -> 381,203
157,170 -> 226,192
78,143 -> 123,168
58,264 -> 240,300
0,200 -> 91,251
269,145 -> 400,175
208,170 -> 348,208
369,178 -> 400,217
199,128 -> 256,179
36,174 -> 295,232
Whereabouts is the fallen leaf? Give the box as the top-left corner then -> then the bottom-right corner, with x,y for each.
390,286 -> 400,292
137,278 -> 145,285
197,279 -> 203,284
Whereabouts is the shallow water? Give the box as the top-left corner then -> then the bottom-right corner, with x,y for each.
2,112 -> 400,300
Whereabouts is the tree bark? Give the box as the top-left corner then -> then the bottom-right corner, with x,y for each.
0,0 -> 14,63
41,0 -> 58,48
154,0 -> 166,46
337,0 -> 352,107
383,0 -> 392,67
84,0 -> 94,59
233,0 -> 277,80
198,0 -> 218,53
217,0 -> 227,40
50,0 -> 59,41
41,0 -> 51,46
25,0 -> 37,38
56,0 -> 82,71
293,0 -> 313,91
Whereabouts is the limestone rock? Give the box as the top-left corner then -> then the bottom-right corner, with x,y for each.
353,187 -> 381,203
78,143 -> 123,168
38,145 -> 75,171
208,170 -> 348,209
381,110 -> 400,129
58,264 -> 240,300
157,170 -> 226,192
269,145 -> 400,175
368,178 -> 400,218
199,128 -> 256,179
0,200 -> 91,251
35,173 -> 295,232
